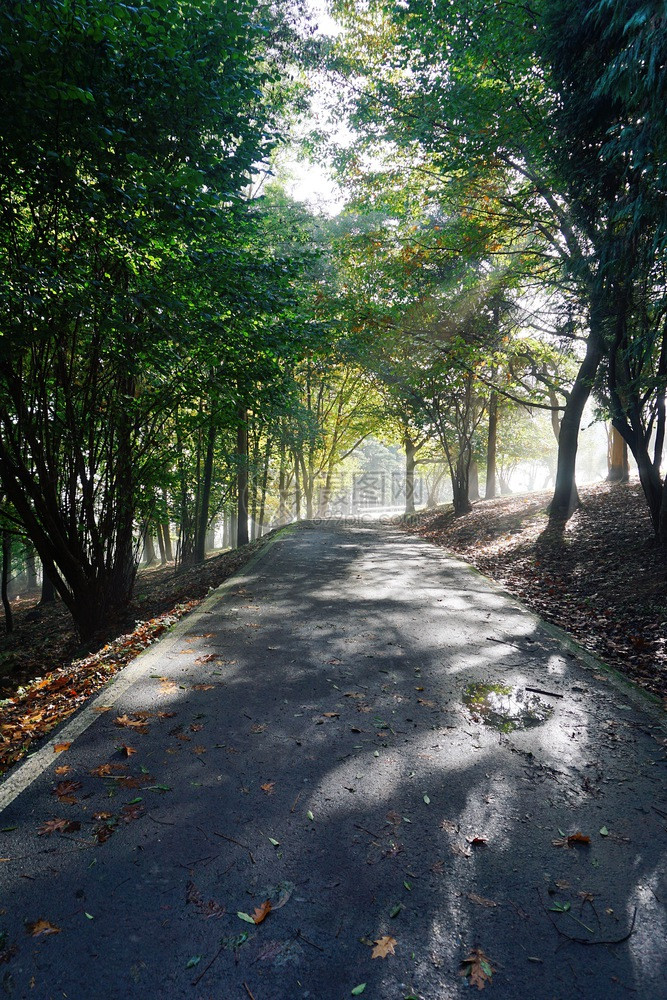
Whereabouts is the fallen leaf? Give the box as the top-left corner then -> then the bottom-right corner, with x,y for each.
120,745 -> 137,757
186,882 -> 225,919
467,893 -> 497,908
460,947 -> 495,989
237,912 -> 256,924
322,712 -> 340,718
260,782 -> 275,794
371,935 -> 397,959
440,819 -> 458,834
54,765 -> 72,776
53,743 -> 71,754
466,835 -> 488,846
552,832 -> 591,848
37,818 -> 78,836
251,900 -> 272,924
193,746 -> 206,755
92,706 -> 112,713
195,654 -> 218,664
53,780 -> 82,804
114,715 -> 149,734
351,986 -> 366,996
451,844 -> 472,858
94,824 -> 115,843
192,684 -> 214,691
90,763 -> 125,777
26,920 -> 60,938
91,812 -> 113,822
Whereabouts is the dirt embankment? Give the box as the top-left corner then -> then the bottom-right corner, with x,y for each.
407,482 -> 667,704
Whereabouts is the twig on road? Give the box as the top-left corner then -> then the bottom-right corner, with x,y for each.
243,982 -> 257,1000
538,889 -> 637,945
213,830 -> 256,864
192,943 -> 224,987
296,929 -> 324,952
525,687 -> 564,699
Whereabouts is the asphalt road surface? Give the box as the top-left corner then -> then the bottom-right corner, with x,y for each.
0,520 -> 665,1000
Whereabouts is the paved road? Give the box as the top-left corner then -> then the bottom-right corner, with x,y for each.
0,521 -> 665,1000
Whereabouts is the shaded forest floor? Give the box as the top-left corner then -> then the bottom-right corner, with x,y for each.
408,481 -> 667,704
0,536 -> 272,775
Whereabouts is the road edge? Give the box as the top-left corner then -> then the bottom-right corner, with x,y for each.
0,527 -> 292,814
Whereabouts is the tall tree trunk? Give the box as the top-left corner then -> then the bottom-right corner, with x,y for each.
549,315 -> 604,523
24,542 -> 38,594
237,404 -> 249,547
142,528 -> 157,566
293,451 -> 302,521
161,490 -> 173,561
468,458 -> 480,502
39,564 -> 56,604
2,528 -> 13,634
258,437 -> 272,537
607,425 -> 629,483
485,393 -> 498,499
194,416 -> 215,563
404,434 -> 417,515
156,523 -> 167,565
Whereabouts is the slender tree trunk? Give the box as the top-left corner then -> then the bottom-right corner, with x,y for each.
485,393 -> 498,499
607,425 -> 629,483
2,528 -> 13,634
156,523 -> 167,565
293,452 -> 302,521
142,529 -> 157,566
194,416 -> 215,563
549,315 -> 604,522
468,458 -> 480,502
237,404 -> 249,547
258,437 -> 272,536
404,434 -> 417,515
161,490 -> 173,561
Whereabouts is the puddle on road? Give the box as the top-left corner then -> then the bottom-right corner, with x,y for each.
463,682 -> 555,732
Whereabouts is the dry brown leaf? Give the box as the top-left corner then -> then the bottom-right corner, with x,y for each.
467,892 -> 497,908
417,697 -> 436,707
260,781 -> 275,794
120,745 -> 137,757
92,811 -> 113,822
90,763 -> 126,777
466,835 -> 488,846
322,712 -> 339,718
194,654 -> 218,664
114,715 -> 149,734
451,843 -> 472,858
53,780 -> 82,804
371,935 -> 397,959
192,684 -> 214,691
190,723 -> 203,732
193,746 -> 206,755
460,947 -> 495,989
37,818 -> 79,837
92,706 -> 112,713
186,881 -> 226,919
554,879 -> 570,890
26,920 -> 61,938
252,900 -> 272,925
54,765 -> 72,776
53,742 -> 71,753
552,832 -> 591,848
440,819 -> 458,834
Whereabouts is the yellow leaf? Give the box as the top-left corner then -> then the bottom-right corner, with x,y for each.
371,935 -> 397,959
